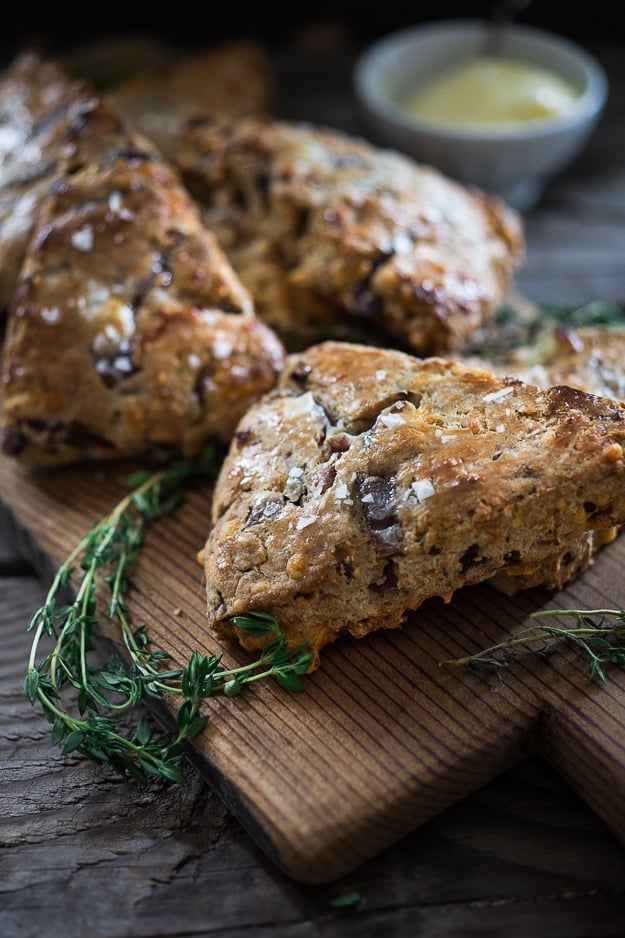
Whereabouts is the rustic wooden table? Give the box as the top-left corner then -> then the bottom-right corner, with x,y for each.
2,34 -> 625,938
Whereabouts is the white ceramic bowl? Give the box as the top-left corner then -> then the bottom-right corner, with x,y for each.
353,19 -> 609,211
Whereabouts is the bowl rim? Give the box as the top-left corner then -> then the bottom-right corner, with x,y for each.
353,18 -> 609,143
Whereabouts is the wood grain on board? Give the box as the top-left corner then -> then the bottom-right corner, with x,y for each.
2,448 -> 625,884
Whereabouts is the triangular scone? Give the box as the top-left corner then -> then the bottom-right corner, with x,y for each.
0,50 -> 90,312
170,116 -> 525,353
0,44 -> 273,320
201,340 -> 625,671
0,95 -> 285,466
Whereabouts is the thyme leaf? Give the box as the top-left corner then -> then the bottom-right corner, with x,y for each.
24,443 -> 313,783
329,890 -> 362,909
442,608 -> 625,684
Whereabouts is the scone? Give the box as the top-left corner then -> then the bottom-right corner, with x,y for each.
460,323 -> 625,592
0,50 -> 90,313
172,116 -> 524,353
111,39 -> 274,160
0,43 -> 275,319
0,94 -> 285,466
461,324 -> 625,401
201,340 -> 625,670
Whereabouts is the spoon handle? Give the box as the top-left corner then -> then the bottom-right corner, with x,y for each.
486,0 -> 534,54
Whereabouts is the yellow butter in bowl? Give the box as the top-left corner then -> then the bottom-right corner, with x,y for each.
402,56 -> 581,129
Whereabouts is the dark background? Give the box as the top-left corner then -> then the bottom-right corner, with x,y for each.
5,2 -> 624,56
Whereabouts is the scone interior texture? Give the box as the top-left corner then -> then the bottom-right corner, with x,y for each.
0,93 -> 285,466
174,116 -> 525,354
202,341 -> 625,670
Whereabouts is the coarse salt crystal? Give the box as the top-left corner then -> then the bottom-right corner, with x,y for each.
107,191 -> 134,221
379,412 -> 405,428
392,231 -> 413,254
296,515 -> 316,530
113,303 -> 135,336
411,479 -> 435,501
483,386 -> 514,403
40,306 -> 60,324
213,338 -> 233,359
71,226 -> 94,252
285,391 -> 321,419
197,308 -> 219,326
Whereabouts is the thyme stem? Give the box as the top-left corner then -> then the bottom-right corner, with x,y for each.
24,445 -> 313,783
442,607 -> 625,683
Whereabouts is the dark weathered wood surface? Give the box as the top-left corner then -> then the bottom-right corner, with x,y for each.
2,32 -> 625,938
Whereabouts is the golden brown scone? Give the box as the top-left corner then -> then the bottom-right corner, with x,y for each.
173,116 -> 524,353
0,43 -> 274,319
201,340 -> 625,671
461,324 -> 625,401
460,323 -> 625,592
0,49 -> 90,313
111,40 -> 274,159
0,95 -> 285,466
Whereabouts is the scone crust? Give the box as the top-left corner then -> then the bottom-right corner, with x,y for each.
463,324 -> 625,402
203,341 -> 625,669
461,323 -> 625,591
176,117 -> 524,353
0,50 -> 91,311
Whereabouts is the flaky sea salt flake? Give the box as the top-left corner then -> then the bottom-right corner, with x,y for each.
483,386 -> 515,403
71,226 -> 94,252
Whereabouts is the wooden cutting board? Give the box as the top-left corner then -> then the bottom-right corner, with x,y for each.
3,448 -> 625,885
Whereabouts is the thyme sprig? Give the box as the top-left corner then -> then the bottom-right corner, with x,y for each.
442,608 -> 625,684
24,445 -> 313,784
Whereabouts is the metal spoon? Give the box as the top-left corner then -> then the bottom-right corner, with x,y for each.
486,0 -> 534,55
